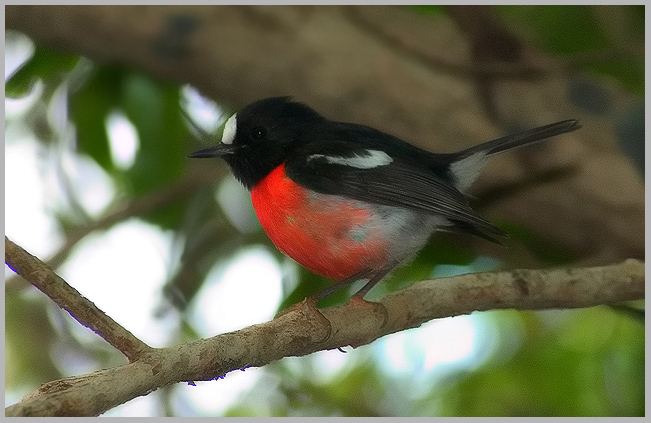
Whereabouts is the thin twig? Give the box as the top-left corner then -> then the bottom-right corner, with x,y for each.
5,236 -> 152,361
5,168 -> 219,293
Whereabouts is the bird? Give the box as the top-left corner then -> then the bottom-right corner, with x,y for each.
190,97 -> 580,304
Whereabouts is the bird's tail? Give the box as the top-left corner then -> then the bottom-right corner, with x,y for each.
456,119 -> 581,159
445,119 -> 580,193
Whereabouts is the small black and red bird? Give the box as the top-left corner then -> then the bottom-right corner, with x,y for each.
190,97 -> 579,302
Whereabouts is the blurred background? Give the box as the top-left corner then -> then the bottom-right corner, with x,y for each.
5,5 -> 644,417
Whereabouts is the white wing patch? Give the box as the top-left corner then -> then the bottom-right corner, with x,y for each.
308,149 -> 393,169
221,114 -> 237,145
449,151 -> 488,193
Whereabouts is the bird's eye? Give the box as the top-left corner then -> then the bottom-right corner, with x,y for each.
251,126 -> 267,140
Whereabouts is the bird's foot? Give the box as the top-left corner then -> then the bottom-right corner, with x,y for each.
348,294 -> 389,329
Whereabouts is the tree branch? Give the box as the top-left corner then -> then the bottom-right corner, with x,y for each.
3,7 -> 645,415
4,236 -> 152,361
5,237 -> 644,416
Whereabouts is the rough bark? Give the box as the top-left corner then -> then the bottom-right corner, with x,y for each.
5,236 -> 645,416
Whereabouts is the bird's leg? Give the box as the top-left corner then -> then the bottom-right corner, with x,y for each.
351,265 -> 395,299
313,268 -> 375,303
348,266 -> 395,328
274,269 -> 372,320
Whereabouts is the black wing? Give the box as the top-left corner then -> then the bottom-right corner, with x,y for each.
284,146 -> 507,242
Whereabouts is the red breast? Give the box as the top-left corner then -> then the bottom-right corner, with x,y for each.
250,164 -> 388,279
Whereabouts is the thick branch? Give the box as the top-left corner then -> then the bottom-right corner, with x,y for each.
5,236 -> 151,360
6,258 -> 644,416
0,5 -> 574,146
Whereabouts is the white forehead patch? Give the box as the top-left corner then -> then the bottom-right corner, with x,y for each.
221,114 -> 237,145
308,149 -> 393,169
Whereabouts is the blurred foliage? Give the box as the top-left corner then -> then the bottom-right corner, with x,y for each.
497,221 -> 580,266
498,5 -> 644,95
5,294 -> 63,389
5,44 -> 80,99
436,308 -> 644,416
221,307 -> 644,417
407,5 -> 447,16
4,5 -> 644,417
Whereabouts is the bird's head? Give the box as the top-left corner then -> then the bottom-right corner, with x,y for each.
190,97 -> 325,189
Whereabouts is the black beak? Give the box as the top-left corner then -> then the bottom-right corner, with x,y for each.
188,143 -> 237,158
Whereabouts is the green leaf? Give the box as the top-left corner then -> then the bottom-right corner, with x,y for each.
407,5 -> 446,16
499,5 -> 609,54
121,71 -> 189,228
435,308 -> 644,416
5,45 -> 80,98
69,66 -> 124,173
498,6 -> 643,96
498,221 -> 578,266
588,58 -> 645,97
5,295 -> 62,389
